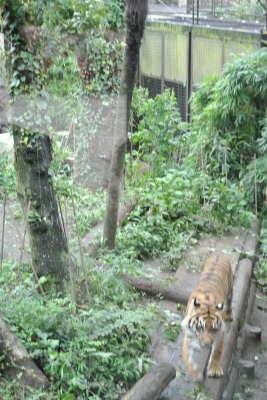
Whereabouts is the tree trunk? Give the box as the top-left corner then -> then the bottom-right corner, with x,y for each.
13,128 -> 68,280
103,0 -> 148,249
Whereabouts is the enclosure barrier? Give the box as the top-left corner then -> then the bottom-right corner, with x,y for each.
139,20 -> 261,121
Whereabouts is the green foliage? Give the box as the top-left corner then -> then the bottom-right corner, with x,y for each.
45,51 -> 80,131
67,0 -> 107,34
190,49 -> 267,180
118,167 -> 252,261
121,78 -> 257,263
0,154 -> 16,198
0,260 -> 156,399
46,50 -> 80,96
104,0 -> 125,32
8,47 -> 46,95
189,75 -> 218,115
0,378 -> 54,400
83,32 -> 125,96
256,220 -> 267,283
50,142 -> 106,237
43,0 -> 124,33
242,154 -> 267,212
225,0 -> 265,21
1,0 -> 45,26
201,178 -> 252,226
130,86 -> 149,130
257,117 -> 267,155
162,310 -> 181,342
2,0 -> 125,34
1,0 -> 108,32
130,88 -> 185,176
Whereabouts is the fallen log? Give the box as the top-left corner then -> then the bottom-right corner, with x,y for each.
0,316 -> 50,391
121,362 -> 176,400
122,273 -> 189,304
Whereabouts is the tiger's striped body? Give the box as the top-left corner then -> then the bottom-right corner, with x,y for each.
181,255 -> 233,381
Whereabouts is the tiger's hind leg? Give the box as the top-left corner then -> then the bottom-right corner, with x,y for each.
207,330 -> 224,377
183,331 -> 203,382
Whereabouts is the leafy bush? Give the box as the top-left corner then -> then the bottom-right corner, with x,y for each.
104,0 -> 125,32
117,167 -> 252,261
242,153 -> 267,212
130,88 -> 186,176
189,49 -> 267,180
82,32 -> 125,96
0,261 -> 156,399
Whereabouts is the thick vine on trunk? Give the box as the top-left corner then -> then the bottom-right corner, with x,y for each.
103,0 -> 148,248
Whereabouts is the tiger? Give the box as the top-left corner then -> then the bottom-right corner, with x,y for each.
181,254 -> 233,382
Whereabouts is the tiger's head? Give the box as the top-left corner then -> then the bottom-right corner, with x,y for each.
182,297 -> 225,347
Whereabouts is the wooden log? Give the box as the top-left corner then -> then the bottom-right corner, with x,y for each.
122,274 -> 190,304
238,359 -> 255,378
0,316 -> 50,390
121,362 -> 176,400
246,324 -> 261,340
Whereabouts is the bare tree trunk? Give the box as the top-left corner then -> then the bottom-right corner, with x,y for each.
103,0 -> 148,249
13,128 -> 68,279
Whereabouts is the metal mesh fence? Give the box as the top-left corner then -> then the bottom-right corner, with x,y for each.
192,36 -> 223,85
139,20 -> 262,121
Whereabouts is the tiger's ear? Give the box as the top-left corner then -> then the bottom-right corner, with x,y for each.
216,303 -> 224,310
193,298 -> 200,307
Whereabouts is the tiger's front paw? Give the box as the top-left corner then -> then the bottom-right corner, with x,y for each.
207,363 -> 223,377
